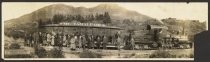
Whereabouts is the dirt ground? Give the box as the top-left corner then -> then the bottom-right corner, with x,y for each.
4,45 -> 193,58
42,46 -> 194,58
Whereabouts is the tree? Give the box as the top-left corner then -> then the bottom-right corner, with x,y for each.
80,16 -> 85,23
66,15 -> 73,22
89,14 -> 95,22
103,12 -> 111,24
52,14 -> 64,24
38,19 -> 44,29
123,19 -> 132,25
95,13 -> 100,20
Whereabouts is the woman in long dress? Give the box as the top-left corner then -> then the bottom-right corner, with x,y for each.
67,34 -> 71,47
46,33 -> 52,46
102,35 -> 108,49
87,35 -> 92,49
77,35 -> 82,49
130,37 -> 135,50
116,36 -> 122,50
90,35 -> 95,49
115,31 -> 122,50
70,36 -> 77,50
51,34 -> 55,46
58,35 -> 63,47
81,35 -> 87,49
62,34 -> 67,47
96,35 -> 101,49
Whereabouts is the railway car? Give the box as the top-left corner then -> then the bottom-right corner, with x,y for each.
133,25 -> 192,50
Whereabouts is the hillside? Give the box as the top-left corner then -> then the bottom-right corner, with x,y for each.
161,18 -> 206,41
3,4 -> 206,43
4,4 -> 156,37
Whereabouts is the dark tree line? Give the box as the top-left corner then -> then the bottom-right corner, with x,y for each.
41,12 -> 112,25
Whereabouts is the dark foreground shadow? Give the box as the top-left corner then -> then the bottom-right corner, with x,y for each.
195,31 -> 210,62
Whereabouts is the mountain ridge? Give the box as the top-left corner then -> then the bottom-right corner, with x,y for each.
4,4 -> 156,36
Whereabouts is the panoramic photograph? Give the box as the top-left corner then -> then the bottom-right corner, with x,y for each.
2,2 -> 208,59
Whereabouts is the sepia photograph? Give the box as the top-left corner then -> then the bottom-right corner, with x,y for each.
2,2 -> 208,60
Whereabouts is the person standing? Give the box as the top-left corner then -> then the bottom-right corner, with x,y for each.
86,35 -> 91,49
38,32 -> 43,45
75,35 -> 79,49
78,35 -> 82,49
116,36 -> 121,50
28,34 -> 33,47
24,33 -> 28,46
96,35 -> 101,49
90,35 -> 95,49
127,33 -> 132,50
46,33 -> 52,46
51,33 -> 55,46
81,35 -> 87,50
70,35 -> 77,50
58,34 -> 63,47
115,32 -> 122,50
55,33 -> 60,46
33,32 -> 40,46
130,37 -> 135,50
43,33 -> 47,46
67,34 -> 72,47
62,34 -> 67,47
102,35 -> 108,49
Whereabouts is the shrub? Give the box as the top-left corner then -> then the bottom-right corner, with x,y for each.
48,47 -> 64,58
189,53 -> 194,58
34,46 -> 47,58
79,50 -> 102,58
149,50 -> 176,58
9,43 -> 21,49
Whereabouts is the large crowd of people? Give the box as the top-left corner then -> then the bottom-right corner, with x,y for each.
24,31 -> 135,50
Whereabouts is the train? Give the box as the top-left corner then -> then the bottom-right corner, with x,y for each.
133,25 -> 193,50
37,22 -> 193,50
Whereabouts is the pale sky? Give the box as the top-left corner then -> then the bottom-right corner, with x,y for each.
2,2 -> 208,22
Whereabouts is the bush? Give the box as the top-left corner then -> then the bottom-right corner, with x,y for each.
79,50 -> 102,58
9,43 -> 21,49
149,50 -> 176,58
48,47 -> 64,58
34,46 -> 47,58
189,53 -> 194,58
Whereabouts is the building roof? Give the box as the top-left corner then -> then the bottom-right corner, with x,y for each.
42,22 -> 124,30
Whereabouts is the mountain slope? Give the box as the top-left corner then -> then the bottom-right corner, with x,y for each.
4,4 -> 155,37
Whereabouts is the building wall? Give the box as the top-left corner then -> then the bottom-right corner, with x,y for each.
43,27 -> 118,36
